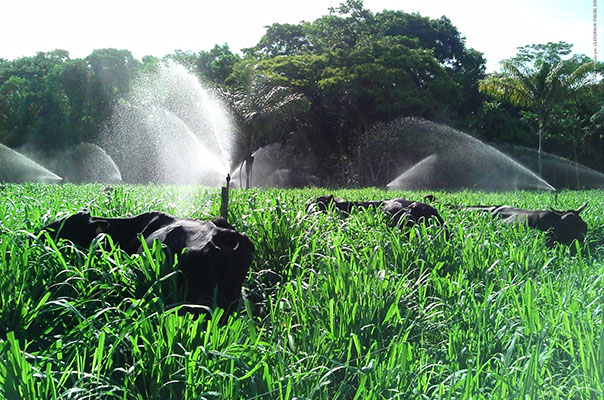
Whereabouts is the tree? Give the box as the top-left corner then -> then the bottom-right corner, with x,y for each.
479,42 -> 594,174
241,1 -> 484,184
196,44 -> 240,84
245,23 -> 314,58
313,0 -> 376,52
589,103 -> 604,174
0,50 -> 73,148
86,49 -> 140,132
0,76 -> 28,145
50,59 -> 94,143
164,49 -> 199,71
220,62 -> 309,188
547,69 -> 604,173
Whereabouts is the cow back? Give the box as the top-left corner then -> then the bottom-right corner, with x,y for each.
492,206 -> 587,245
40,210 -> 108,247
383,199 -> 443,228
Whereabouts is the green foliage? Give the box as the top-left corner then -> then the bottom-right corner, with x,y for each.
234,1 -> 487,180
0,184 -> 603,399
197,44 -> 241,85
477,41 -> 602,172
0,49 -> 141,151
0,2 -> 601,184
479,43 -> 594,135
511,41 -> 573,66
245,23 -> 314,58
219,62 -> 310,173
469,101 -> 535,146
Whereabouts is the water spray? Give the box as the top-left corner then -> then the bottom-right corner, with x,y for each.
383,118 -> 557,192
101,63 -> 236,184
0,143 -> 63,183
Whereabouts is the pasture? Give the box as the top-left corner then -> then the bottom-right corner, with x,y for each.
1,184 -> 603,399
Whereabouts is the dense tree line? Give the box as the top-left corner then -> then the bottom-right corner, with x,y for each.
0,48 -> 140,150
0,0 -> 602,185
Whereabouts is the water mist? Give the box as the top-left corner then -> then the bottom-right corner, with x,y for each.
101,63 -> 236,185
381,118 -> 556,191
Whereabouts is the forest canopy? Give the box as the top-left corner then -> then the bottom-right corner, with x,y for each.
0,0 -> 602,185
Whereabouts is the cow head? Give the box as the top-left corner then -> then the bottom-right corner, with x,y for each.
384,199 -> 444,230
306,195 -> 335,213
40,209 -> 109,247
545,202 -> 588,245
423,194 -> 436,203
212,221 -> 255,311
407,202 -> 445,226
178,217 -> 255,313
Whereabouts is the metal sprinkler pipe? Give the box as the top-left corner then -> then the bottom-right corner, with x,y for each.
221,174 -> 230,221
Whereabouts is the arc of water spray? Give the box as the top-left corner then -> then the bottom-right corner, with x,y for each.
472,138 -> 557,192
384,118 -> 557,192
0,143 -> 63,183
199,89 -> 233,170
102,63 -> 236,185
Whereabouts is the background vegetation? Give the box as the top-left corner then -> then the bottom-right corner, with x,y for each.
1,0 -> 603,186
0,184 -> 603,399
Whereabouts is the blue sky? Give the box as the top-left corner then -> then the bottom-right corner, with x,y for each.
1,0 -> 601,72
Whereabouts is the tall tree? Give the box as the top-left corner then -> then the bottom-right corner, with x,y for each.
86,49 -> 140,132
50,59 -> 94,143
196,44 -> 240,84
479,42 -> 594,174
0,76 -> 28,145
221,62 -> 309,188
0,50 -> 72,148
245,23 -> 314,58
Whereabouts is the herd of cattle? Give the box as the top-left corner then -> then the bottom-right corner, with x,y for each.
306,194 -> 589,245
38,194 -> 590,315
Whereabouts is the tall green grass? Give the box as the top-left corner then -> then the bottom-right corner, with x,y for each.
0,184 -> 603,399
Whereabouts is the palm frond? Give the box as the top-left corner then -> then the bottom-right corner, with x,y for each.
565,61 -> 596,92
501,60 -> 537,95
479,75 -> 533,107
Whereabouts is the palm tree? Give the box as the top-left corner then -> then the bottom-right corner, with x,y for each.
219,63 -> 309,188
479,56 -> 593,175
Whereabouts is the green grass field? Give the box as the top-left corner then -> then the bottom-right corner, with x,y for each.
1,184 -> 603,399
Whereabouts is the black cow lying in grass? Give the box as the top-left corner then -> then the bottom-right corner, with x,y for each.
382,198 -> 445,229
40,210 -> 254,312
464,202 -> 588,245
306,195 -> 444,229
306,195 -> 383,214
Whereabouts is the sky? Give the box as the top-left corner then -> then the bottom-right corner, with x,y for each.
1,0 -> 601,72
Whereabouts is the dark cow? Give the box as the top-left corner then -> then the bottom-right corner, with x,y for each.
40,210 -> 254,311
306,195 -> 444,229
306,195 -> 382,214
41,210 -> 177,253
465,202 -> 588,245
382,198 -> 444,229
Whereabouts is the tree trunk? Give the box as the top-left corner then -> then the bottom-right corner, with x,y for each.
244,132 -> 254,189
245,154 -> 254,189
337,129 -> 347,185
238,160 -> 245,188
537,123 -> 544,177
357,145 -> 363,186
